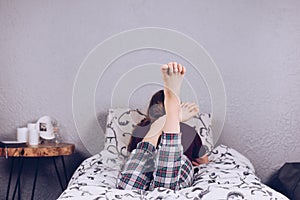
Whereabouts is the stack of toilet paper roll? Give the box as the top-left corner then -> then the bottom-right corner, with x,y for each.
17,123 -> 39,145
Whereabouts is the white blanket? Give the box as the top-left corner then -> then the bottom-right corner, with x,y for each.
58,145 -> 288,200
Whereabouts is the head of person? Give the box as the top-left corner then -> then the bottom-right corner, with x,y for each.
127,90 -> 166,152
147,89 -> 166,122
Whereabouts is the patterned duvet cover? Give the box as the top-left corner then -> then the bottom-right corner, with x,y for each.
58,145 -> 288,200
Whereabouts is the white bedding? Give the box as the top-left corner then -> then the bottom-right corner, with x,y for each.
58,145 -> 288,200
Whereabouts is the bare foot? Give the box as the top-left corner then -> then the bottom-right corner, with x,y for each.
161,62 -> 186,133
180,102 -> 199,122
161,62 -> 185,100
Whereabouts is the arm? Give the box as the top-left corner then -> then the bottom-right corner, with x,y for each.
192,143 -> 209,166
192,154 -> 209,166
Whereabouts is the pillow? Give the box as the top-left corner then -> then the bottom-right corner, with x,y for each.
183,113 -> 213,156
104,108 -> 213,158
104,108 -> 146,157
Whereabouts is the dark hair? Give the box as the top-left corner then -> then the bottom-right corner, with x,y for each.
128,90 -> 165,152
147,90 -> 165,121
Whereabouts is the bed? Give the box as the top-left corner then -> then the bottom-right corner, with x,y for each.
58,108 -> 288,200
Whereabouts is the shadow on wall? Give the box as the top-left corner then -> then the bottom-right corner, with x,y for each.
98,111 -> 109,137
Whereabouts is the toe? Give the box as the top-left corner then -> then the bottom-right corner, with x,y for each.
161,64 -> 168,71
168,63 -> 174,74
173,62 -> 178,73
161,64 -> 168,74
178,64 -> 183,73
181,66 -> 186,75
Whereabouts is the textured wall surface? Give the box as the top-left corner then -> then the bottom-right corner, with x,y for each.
1,1 -> 300,199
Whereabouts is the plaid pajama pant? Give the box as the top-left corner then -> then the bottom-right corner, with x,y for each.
117,132 -> 194,191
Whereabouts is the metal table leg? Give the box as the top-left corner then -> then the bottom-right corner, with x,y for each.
31,157 -> 40,200
5,156 -> 69,199
6,158 -> 15,200
18,174 -> 20,200
61,156 -> 68,186
52,157 -> 64,191
12,157 -> 24,200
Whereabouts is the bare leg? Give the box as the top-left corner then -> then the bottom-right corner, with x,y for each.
161,62 -> 185,133
142,62 -> 185,145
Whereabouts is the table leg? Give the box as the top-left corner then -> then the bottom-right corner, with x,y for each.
18,176 -> 20,200
31,157 -> 40,200
6,158 -> 15,200
61,156 -> 68,186
12,157 -> 24,200
52,157 -> 64,191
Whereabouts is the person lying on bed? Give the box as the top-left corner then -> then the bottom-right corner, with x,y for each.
129,90 -> 208,166
117,62 -> 208,191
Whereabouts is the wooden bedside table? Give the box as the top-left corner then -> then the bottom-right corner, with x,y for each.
0,143 -> 75,200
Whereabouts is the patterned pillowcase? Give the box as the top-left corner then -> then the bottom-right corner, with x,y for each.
104,108 -> 213,158
183,113 -> 213,156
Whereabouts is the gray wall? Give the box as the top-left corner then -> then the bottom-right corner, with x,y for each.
1,1 -> 300,199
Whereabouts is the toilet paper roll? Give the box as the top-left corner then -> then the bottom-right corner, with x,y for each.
27,123 -> 36,131
17,127 -> 28,142
29,129 -> 39,146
